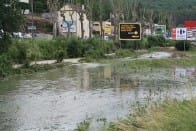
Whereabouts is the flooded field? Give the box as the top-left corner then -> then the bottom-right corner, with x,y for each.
0,63 -> 195,131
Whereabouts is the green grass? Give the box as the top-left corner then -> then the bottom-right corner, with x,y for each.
106,99 -> 196,131
186,46 -> 196,57
112,57 -> 196,71
75,119 -> 91,131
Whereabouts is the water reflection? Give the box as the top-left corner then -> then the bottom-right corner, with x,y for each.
174,67 -> 196,80
0,64 -> 195,131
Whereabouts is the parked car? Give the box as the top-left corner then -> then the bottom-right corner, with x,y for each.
13,32 -> 23,38
23,33 -> 32,39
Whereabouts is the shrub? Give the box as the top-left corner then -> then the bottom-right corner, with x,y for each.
147,35 -> 166,47
67,38 -> 82,58
83,38 -> 112,60
0,54 -> 12,78
103,40 -> 116,54
115,49 -> 136,58
9,40 -> 28,64
120,39 -> 148,50
0,33 -> 12,54
75,120 -> 90,131
175,40 -> 191,51
55,49 -> 67,63
165,40 -> 176,47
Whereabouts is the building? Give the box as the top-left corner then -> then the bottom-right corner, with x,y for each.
184,21 -> 196,40
58,4 -> 90,38
184,21 -> 196,30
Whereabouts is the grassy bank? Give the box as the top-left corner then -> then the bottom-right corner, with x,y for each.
107,99 -> 196,131
0,36 -> 195,78
0,37 -> 116,78
113,57 -> 196,70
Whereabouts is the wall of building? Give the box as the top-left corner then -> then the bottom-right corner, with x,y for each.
58,5 -> 89,38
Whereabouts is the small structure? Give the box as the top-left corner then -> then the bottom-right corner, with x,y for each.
153,24 -> 166,36
92,21 -> 112,37
58,4 -> 90,38
184,21 -> 196,40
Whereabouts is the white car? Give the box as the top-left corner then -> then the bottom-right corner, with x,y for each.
23,33 -> 32,38
13,32 -> 23,38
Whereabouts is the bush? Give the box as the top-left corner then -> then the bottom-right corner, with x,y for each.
147,35 -> 166,48
120,38 -> 149,50
0,54 -> 12,78
103,40 -> 116,54
67,38 -> 83,58
55,49 -> 66,63
115,49 -> 136,58
0,33 -> 12,54
9,40 -> 28,64
165,40 -> 176,47
175,40 -> 191,51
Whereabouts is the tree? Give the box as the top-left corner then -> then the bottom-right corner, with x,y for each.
47,0 -> 59,38
0,0 -> 23,54
85,0 -> 93,38
0,0 -> 23,33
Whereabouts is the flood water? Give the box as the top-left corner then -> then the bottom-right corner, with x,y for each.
0,63 -> 195,131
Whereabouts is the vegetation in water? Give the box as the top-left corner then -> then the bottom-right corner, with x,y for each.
106,99 -> 196,131
0,36 -> 195,78
75,119 -> 91,131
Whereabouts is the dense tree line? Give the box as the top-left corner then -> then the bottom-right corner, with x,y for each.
1,0 -> 195,34
29,0 -> 196,26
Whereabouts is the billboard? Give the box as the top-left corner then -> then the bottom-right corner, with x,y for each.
172,28 -> 187,40
154,24 -> 166,35
119,23 -> 141,40
176,28 -> 187,40
62,21 -> 76,33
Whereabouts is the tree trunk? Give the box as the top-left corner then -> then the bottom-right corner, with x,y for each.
79,12 -> 84,39
53,22 -> 57,38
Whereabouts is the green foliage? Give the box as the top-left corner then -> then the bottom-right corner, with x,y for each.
83,38 -> 105,60
9,40 -> 28,64
175,40 -> 191,51
0,0 -> 23,32
34,0 -> 48,13
67,38 -> 83,58
115,49 -> 136,58
0,33 -> 12,54
165,39 -> 176,47
0,53 -> 12,78
106,99 -> 196,131
120,37 -> 158,50
147,36 -> 166,48
55,49 -> 66,63
75,120 -> 91,131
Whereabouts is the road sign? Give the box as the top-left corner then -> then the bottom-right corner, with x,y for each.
28,26 -> 36,30
119,23 -> 141,40
176,28 -> 187,40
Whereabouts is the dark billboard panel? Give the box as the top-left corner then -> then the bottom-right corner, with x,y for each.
119,23 -> 141,40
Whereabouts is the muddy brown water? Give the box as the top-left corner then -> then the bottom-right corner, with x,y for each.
0,63 -> 195,131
